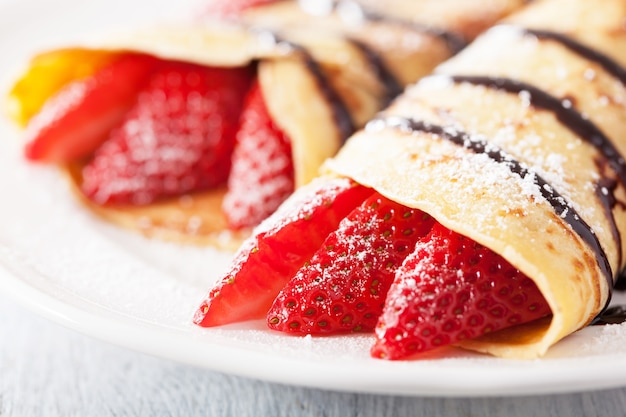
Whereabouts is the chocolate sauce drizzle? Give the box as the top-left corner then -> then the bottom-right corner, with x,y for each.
329,1 -> 467,54
448,75 -> 626,189
258,31 -> 355,141
512,25 -> 626,289
432,23 -> 626,321
592,305 -> 626,325
297,47 -> 355,142
347,38 -> 404,107
367,116 -> 614,301
258,1 -> 469,143
515,26 -> 626,86
596,176 -> 623,275
447,75 -> 626,287
296,0 -> 465,115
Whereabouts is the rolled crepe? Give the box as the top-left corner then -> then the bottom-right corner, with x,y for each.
323,0 -> 626,358
6,0 -> 526,248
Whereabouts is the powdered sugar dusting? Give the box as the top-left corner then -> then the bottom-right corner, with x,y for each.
0,124 -> 232,327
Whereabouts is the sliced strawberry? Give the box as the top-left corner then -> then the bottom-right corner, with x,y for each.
267,193 -> 435,334
81,61 -> 254,205
194,177 -> 373,327
23,53 -> 158,163
371,223 -> 552,360
222,82 -> 295,230
203,0 -> 277,18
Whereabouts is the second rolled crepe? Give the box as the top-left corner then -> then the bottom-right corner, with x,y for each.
323,0 -> 626,358
6,0 -> 525,249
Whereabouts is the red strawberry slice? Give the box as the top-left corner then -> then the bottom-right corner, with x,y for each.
222,82 -> 295,230
194,177 -> 373,327
81,61 -> 254,205
203,0 -> 276,18
371,223 -> 552,360
24,53 -> 158,163
267,194 -> 435,334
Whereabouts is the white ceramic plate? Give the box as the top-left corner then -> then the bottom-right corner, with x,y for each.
2,0 -> 626,398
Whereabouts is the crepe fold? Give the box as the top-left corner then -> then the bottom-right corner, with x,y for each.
6,0 -> 526,248
323,0 -> 626,358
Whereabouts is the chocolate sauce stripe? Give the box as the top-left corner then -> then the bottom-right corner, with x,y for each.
368,116 -> 614,301
447,75 -> 624,283
507,25 -> 626,86
330,1 -> 467,54
521,22 -> 626,272
596,178 -> 623,274
258,2 -> 468,142
262,30 -> 404,142
448,75 -> 626,188
361,13 -> 467,55
346,38 -> 404,107
298,49 -> 355,141
515,22 -> 626,296
258,31 -> 355,141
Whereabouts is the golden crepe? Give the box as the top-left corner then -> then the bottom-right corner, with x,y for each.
6,0 -> 526,249
321,0 -> 626,358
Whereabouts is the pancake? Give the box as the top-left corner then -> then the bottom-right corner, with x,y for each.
324,0 -> 626,358
6,0 -> 527,248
